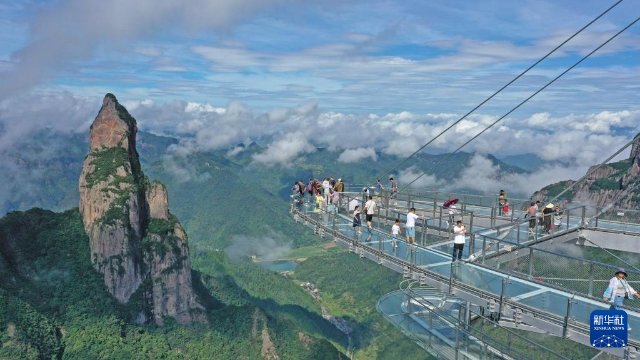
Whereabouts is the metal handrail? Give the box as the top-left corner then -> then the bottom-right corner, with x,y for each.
290,202 -> 640,351
400,284 -> 572,360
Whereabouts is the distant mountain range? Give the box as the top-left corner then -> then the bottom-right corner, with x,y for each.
497,153 -> 568,172
2,94 -> 638,359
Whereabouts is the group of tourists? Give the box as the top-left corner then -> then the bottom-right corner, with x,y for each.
525,200 -> 564,234
291,177 -> 345,212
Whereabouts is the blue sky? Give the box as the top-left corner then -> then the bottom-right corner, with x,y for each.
1,0 -> 638,114
0,0 -> 639,180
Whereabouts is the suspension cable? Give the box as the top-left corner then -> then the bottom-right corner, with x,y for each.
373,0 -> 626,183
399,15 -> 640,193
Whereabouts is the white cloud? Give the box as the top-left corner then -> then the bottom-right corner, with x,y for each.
0,0 -> 298,97
398,166 -> 442,189
252,132 -> 316,166
0,92 -> 97,152
184,102 -> 226,114
337,147 -> 377,163
2,92 -> 638,177
225,233 -> 292,261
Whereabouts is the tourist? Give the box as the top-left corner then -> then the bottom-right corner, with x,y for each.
389,177 -> 398,206
330,188 -> 340,214
405,207 -> 422,245
498,190 -> 506,215
553,206 -> 563,230
391,219 -> 400,249
334,178 -> 344,192
307,178 -> 315,199
502,199 -> 510,216
322,178 -> 332,202
364,195 -> 376,240
352,205 -> 362,236
526,202 -> 537,233
542,204 -> 554,234
314,190 -> 324,213
452,220 -> 466,262
604,268 -> 638,310
390,177 -> 398,195
375,178 -> 384,195
298,180 -> 306,198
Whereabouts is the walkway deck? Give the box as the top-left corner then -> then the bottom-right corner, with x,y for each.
290,190 -> 640,359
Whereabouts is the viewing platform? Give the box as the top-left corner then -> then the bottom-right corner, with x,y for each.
290,187 -> 640,359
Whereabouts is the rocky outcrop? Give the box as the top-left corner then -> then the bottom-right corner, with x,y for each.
534,133 -> 640,208
79,94 -> 203,324
145,182 -> 201,325
79,94 -> 145,303
631,133 -> 640,161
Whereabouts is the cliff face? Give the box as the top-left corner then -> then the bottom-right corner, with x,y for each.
79,94 -> 146,303
145,182 -> 201,325
79,94 -> 203,324
534,133 -> 640,208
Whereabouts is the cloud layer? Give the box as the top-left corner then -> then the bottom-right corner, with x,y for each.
0,0 -> 297,97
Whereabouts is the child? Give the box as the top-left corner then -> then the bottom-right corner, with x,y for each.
502,200 -> 510,216
314,190 -> 325,213
391,219 -> 400,249
352,205 -> 362,236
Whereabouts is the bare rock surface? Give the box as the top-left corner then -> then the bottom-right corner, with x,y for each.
79,93 -> 203,324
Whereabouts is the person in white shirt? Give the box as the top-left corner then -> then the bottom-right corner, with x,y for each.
391,219 -> 400,249
452,220 -> 466,262
363,195 -> 376,241
405,207 -> 422,245
322,178 -> 332,202
364,195 -> 376,229
604,268 -> 638,310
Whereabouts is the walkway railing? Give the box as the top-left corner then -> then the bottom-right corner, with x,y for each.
290,199 -> 640,357
377,281 -> 575,359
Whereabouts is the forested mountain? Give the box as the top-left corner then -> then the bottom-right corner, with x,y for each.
0,95 -> 432,359
0,208 -> 347,359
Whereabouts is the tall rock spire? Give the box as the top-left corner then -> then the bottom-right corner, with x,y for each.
79,94 -> 203,324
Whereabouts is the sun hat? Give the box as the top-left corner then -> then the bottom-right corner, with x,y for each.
615,268 -> 628,277
545,203 -> 554,209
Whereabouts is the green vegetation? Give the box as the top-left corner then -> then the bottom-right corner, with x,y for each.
0,209 -> 344,359
85,147 -> 131,188
144,152 -> 320,250
147,214 -> 179,235
540,180 -> 575,201
589,178 -> 621,191
99,194 -> 131,228
293,252 -> 432,359
608,159 -> 632,172
283,242 -> 338,259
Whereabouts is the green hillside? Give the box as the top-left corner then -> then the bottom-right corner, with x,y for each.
0,208 -> 344,359
0,130 -> 529,359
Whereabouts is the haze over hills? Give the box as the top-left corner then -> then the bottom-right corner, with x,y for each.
0,95 -> 432,359
1,92 -> 639,359
0,129 -> 530,218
